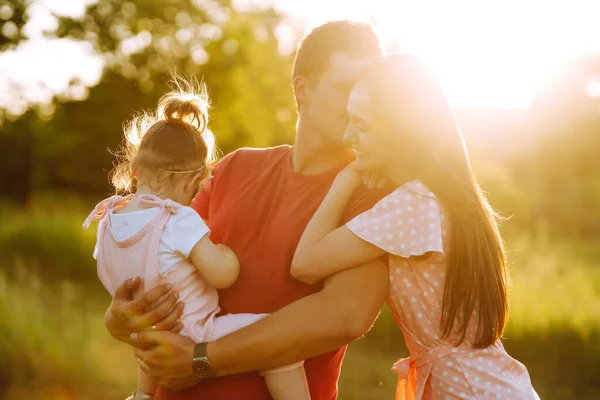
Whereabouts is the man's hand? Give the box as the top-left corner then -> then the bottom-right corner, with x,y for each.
204,259 -> 387,377
131,331 -> 200,390
105,277 -> 184,345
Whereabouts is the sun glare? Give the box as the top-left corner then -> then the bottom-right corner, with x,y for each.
273,0 -> 600,109
2,0 -> 599,113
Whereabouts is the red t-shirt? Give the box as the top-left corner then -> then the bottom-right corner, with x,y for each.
155,145 -> 384,400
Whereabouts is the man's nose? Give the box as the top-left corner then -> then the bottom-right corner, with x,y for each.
343,126 -> 356,146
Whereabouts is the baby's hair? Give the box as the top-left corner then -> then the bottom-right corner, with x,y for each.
111,74 -> 218,194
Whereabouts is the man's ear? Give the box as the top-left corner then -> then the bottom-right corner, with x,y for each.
293,75 -> 309,109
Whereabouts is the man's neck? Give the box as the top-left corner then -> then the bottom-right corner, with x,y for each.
292,120 -> 353,176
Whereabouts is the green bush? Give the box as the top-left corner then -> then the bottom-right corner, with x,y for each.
0,269 -> 135,399
0,196 -> 98,283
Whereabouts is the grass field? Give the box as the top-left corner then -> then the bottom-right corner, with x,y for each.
1,199 -> 598,399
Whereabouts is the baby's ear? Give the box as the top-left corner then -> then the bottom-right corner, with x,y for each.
130,159 -> 139,178
192,171 -> 205,185
186,171 -> 204,192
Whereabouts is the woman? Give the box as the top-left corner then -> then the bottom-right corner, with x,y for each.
292,54 -> 539,400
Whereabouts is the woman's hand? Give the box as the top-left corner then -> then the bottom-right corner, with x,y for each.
105,277 -> 184,346
360,170 -> 389,190
336,162 -> 388,190
334,163 -> 362,190
350,159 -> 388,189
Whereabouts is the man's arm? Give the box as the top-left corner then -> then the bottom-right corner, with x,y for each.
131,259 -> 388,387
210,258 -> 388,374
130,162 -> 391,387
201,172 -> 391,374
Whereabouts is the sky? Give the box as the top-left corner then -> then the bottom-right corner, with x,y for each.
261,0 -> 600,108
0,0 -> 102,116
1,0 -> 599,116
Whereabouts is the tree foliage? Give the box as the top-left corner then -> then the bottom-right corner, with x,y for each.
0,0 -> 29,51
0,1 -> 598,240
1,0 -> 297,199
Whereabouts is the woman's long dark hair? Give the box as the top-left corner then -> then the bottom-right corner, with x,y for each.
361,54 -> 508,347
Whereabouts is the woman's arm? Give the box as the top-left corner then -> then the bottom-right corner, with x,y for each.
189,237 -> 240,289
291,167 -> 386,284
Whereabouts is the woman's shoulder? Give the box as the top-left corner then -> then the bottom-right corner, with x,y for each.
347,180 -> 446,258
371,180 -> 439,212
391,180 -> 436,199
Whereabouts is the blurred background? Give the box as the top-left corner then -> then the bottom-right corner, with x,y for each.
0,0 -> 599,399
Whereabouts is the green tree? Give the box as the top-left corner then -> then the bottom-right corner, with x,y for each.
0,0 -> 28,50
1,0 -> 298,199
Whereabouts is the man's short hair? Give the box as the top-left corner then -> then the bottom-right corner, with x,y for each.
292,20 -> 382,82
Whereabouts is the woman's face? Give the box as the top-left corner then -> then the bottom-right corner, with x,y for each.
343,81 -> 396,171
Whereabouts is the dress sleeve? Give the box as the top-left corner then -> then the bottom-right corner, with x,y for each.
346,182 -> 445,258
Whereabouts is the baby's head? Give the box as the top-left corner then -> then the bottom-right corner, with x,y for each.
111,76 -> 217,205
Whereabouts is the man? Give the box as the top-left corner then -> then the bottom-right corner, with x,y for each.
105,20 -> 389,399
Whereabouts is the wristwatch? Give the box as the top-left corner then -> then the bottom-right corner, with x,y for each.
192,342 -> 213,379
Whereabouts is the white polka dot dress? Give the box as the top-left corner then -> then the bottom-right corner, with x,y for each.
347,181 -> 539,400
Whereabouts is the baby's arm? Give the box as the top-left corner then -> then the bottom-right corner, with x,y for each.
136,368 -> 157,398
291,166 -> 386,284
169,206 -> 238,289
189,237 -> 240,289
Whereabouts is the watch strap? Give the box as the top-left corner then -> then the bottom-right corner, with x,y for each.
194,342 -> 209,360
126,390 -> 153,400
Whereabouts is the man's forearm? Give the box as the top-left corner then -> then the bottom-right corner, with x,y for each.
207,260 -> 388,376
209,291 -> 353,376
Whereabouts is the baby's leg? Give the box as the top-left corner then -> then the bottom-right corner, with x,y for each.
210,314 -> 310,399
263,363 -> 310,400
138,367 -> 157,396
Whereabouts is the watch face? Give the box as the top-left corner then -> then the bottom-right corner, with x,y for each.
193,359 -> 212,379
